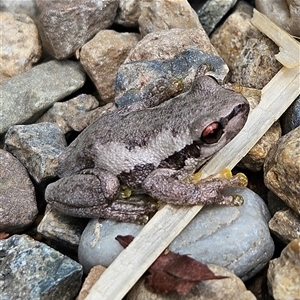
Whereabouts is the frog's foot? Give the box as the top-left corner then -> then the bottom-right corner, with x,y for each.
50,196 -> 157,224
142,169 -> 247,206
45,169 -> 157,223
103,197 -> 158,224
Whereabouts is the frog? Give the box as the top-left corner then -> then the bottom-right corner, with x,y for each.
45,65 -> 250,223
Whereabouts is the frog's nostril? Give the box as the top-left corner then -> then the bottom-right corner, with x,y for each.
227,103 -> 247,121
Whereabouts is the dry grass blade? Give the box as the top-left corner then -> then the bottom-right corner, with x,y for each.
251,9 -> 300,68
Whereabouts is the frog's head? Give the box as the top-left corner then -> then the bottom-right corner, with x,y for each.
188,73 -> 250,163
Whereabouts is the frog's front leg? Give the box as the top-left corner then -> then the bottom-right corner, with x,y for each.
142,169 -> 245,206
45,168 -> 157,223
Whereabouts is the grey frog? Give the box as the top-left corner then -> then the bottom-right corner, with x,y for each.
45,66 -> 250,223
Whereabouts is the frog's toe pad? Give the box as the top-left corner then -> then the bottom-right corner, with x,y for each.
235,173 -> 248,187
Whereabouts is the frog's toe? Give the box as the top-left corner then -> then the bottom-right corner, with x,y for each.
232,194 -> 244,206
216,194 -> 244,206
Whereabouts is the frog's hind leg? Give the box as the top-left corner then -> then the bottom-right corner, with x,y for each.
142,168 -> 245,206
45,168 -> 157,223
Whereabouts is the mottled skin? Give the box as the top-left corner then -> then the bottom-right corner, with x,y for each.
46,67 -> 249,223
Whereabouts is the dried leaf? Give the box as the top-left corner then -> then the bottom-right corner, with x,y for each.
116,235 -> 227,295
115,235 -> 133,248
0,232 -> 9,240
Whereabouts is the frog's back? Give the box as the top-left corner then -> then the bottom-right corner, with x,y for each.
57,95 -> 197,177
57,74 -> 249,178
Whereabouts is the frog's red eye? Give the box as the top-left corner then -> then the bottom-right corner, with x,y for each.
201,122 -> 223,144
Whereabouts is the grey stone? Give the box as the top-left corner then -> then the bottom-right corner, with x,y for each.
78,188 -> 274,280
138,0 -> 202,37
125,27 -> 220,63
210,1 -> 282,89
0,234 -> 83,300
80,30 -> 140,103
0,149 -> 37,233
0,59 -> 85,135
37,206 -> 89,253
268,238 -> 300,300
264,126 -> 300,216
4,122 -> 67,183
0,12 -> 42,83
114,0 -> 141,27
281,95 -> 300,134
36,0 -> 118,59
127,264 -> 256,300
269,209 -> 300,244
115,49 -> 228,107
170,187 -> 274,281
36,95 -> 116,134
78,218 -> 143,273
0,0 -> 38,22
117,27 -> 228,107
190,0 -> 238,34
256,0 -> 300,37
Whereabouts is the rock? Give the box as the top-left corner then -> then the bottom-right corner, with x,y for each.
4,123 -> 67,183
281,95 -> 300,134
190,0 -> 238,34
240,121 -> 281,171
256,0 -> 300,37
115,49 -> 228,107
226,85 -> 282,171
127,264 -> 256,300
117,27 -> 228,106
0,12 -> 42,83
0,149 -> 37,233
79,30 -> 140,103
0,0 -> 38,22
78,188 -> 274,280
0,59 -> 85,135
138,0 -> 202,37
170,187 -> 274,281
211,1 -> 282,89
267,238 -> 300,300
76,265 -> 106,300
37,206 -> 89,254
269,209 -> 300,244
125,27 -> 220,63
36,94 -> 116,134
0,234 -> 83,299
36,0 -> 118,59
264,126 -> 300,216
78,218 -> 143,273
114,0 -> 141,27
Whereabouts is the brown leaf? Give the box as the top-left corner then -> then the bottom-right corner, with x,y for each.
116,235 -> 227,295
115,235 -> 134,248
0,232 -> 9,240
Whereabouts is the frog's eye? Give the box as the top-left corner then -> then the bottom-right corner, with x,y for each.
201,122 -> 223,144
